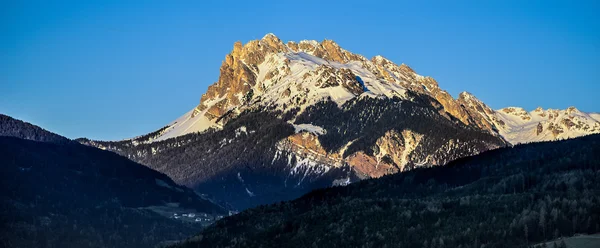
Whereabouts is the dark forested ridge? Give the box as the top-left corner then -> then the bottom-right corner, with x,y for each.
0,114 -> 70,144
79,110 -> 357,210
173,134 -> 600,248
0,115 -> 227,248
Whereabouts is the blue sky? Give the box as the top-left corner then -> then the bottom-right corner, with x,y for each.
1,0 -> 599,140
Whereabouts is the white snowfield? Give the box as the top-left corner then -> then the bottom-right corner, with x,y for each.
255,51 -> 408,110
153,108 -> 219,142
292,123 -> 327,136
591,113 -> 600,122
492,107 -> 600,144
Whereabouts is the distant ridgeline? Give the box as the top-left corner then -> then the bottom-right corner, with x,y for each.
172,134 -> 600,248
0,114 -> 227,248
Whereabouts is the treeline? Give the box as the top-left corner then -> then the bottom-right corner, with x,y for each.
172,134 -> 600,248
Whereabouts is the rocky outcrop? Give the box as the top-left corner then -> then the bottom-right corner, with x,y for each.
371,129 -> 424,173
456,92 -> 502,133
536,123 -> 544,136
347,151 -> 396,179
279,131 -> 344,168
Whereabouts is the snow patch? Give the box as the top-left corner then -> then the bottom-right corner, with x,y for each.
245,188 -> 255,197
237,172 -> 245,183
153,107 -> 220,142
235,126 -> 248,137
292,123 -> 326,135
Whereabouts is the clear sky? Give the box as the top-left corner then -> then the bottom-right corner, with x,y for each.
1,0 -> 599,140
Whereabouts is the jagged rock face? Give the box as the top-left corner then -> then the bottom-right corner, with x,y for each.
374,130 -> 405,170
347,129 -> 424,178
432,88 -> 472,124
195,35 -> 373,123
457,92 -> 503,133
285,129 -> 421,179
279,131 -> 344,168
190,34 -> 490,133
373,130 -> 423,172
346,152 -> 395,179
368,56 -> 473,126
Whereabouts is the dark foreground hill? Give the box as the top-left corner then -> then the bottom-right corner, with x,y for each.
0,114 -> 71,144
174,134 -> 600,248
0,115 -> 227,248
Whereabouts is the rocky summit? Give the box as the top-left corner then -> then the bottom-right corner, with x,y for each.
78,34 -> 600,210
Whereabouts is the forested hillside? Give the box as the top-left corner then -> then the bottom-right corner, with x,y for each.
0,114 -> 70,144
0,136 -> 228,248
174,134 -> 600,248
0,114 -> 228,248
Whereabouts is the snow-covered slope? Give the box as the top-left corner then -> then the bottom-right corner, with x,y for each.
493,107 -> 600,144
253,51 -> 407,110
457,92 -> 600,144
590,113 -> 600,122
154,108 -> 219,142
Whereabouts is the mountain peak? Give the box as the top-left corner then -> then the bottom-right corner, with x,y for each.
567,106 -> 580,114
458,91 -> 486,105
371,55 -> 392,65
458,91 -> 474,98
232,41 -> 243,56
321,39 -> 339,47
500,107 -> 529,115
399,63 -> 415,73
259,33 -> 285,50
299,39 -> 319,44
261,33 -> 279,40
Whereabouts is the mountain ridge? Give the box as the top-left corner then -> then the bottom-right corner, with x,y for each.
112,34 -> 599,145
77,34 -> 600,210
